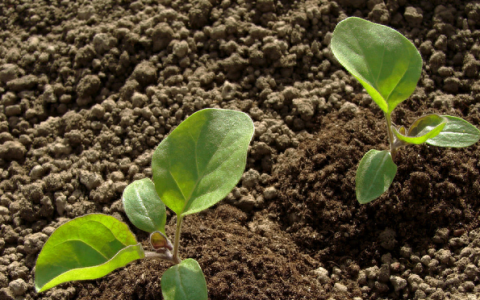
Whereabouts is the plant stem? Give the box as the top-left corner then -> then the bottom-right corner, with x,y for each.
385,112 -> 396,160
172,215 -> 183,264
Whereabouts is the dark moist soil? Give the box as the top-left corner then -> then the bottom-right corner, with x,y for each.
271,102 -> 480,267
76,205 -> 323,300
73,101 -> 480,300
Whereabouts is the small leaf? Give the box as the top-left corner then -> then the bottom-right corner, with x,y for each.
122,178 -> 167,233
35,214 -> 144,292
152,109 -> 254,216
331,17 -> 422,113
427,115 -> 480,147
393,114 -> 447,145
150,231 -> 173,251
162,259 -> 208,300
356,149 -> 397,204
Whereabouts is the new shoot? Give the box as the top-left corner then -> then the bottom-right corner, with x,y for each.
331,17 -> 480,204
34,108 -> 254,300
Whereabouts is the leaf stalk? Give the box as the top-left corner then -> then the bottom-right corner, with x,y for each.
144,251 -> 173,261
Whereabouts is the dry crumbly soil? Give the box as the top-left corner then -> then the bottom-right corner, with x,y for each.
1,0 -> 480,299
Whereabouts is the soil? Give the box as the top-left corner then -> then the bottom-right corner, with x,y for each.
1,0 -> 480,299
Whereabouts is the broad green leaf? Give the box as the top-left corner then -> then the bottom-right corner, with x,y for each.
152,109 -> 254,216
356,149 -> 397,204
331,17 -> 422,113
162,259 -> 208,300
122,178 -> 167,233
427,115 -> 480,147
393,114 -> 447,145
35,214 -> 144,292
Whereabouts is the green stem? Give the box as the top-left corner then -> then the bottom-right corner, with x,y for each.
172,215 -> 183,264
385,112 -> 396,160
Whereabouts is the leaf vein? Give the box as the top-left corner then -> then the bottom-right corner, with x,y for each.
175,267 -> 187,299
182,126 -> 235,213
375,39 -> 386,88
51,239 -> 110,260
385,48 -> 413,104
188,130 -> 200,178
351,30 -> 376,90
364,152 -> 389,199
168,170 -> 187,201
134,188 -> 155,228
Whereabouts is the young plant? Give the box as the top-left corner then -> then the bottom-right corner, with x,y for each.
331,17 -> 480,204
34,108 -> 255,299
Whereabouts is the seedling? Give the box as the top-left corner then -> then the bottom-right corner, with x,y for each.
331,17 -> 480,204
35,108 -> 254,299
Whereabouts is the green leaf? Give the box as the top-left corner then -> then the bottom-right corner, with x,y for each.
356,149 -> 397,204
35,214 -> 144,292
393,114 -> 447,145
162,259 -> 208,300
122,178 -> 167,233
331,17 -> 423,113
152,108 -> 254,216
427,115 -> 480,147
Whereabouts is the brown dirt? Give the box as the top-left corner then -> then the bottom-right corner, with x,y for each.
76,205 -> 323,300
271,103 -> 480,267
